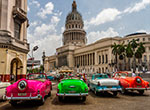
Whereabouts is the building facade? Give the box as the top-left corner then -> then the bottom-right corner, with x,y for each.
44,1 -> 150,74
0,0 -> 29,82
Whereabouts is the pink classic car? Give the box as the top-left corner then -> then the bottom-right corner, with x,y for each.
4,73 -> 52,106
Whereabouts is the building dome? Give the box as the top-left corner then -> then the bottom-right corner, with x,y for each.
66,10 -> 83,25
63,0 -> 86,46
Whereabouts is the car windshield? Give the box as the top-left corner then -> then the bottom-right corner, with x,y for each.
115,73 -> 128,78
27,74 -> 46,82
94,74 -> 108,79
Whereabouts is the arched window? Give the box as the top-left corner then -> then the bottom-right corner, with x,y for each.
16,0 -> 21,8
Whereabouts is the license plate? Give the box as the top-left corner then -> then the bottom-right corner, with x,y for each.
69,86 -> 76,88
69,91 -> 76,93
18,93 -> 27,96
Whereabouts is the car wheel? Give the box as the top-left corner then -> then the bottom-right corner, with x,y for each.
39,97 -> 45,105
81,96 -> 86,102
9,100 -> 18,106
94,89 -> 98,96
89,85 -> 92,91
51,85 -> 52,90
58,96 -> 63,102
113,91 -> 118,96
121,88 -> 127,94
48,91 -> 51,97
138,90 -> 144,95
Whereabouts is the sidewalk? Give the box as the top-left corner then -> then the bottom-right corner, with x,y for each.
0,82 -> 10,101
0,82 -> 11,89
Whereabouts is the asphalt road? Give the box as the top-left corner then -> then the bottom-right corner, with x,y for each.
0,82 -> 150,110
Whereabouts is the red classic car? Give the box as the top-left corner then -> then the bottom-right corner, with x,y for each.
113,71 -> 150,95
4,73 -> 52,106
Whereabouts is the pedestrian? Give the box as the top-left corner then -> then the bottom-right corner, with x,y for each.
132,71 -> 136,77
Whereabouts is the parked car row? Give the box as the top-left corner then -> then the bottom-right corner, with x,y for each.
3,72 -> 150,106
88,71 -> 150,96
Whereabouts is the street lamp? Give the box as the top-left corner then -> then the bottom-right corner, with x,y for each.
31,46 -> 38,72
42,51 -> 46,73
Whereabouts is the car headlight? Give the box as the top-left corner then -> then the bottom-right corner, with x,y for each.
18,80 -> 27,90
136,78 -> 141,84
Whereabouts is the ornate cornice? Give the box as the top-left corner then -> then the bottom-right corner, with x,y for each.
0,31 -> 29,54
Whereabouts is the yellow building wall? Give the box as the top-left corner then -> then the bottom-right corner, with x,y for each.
0,48 -> 7,74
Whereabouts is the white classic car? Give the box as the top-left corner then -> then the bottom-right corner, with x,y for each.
88,74 -> 122,96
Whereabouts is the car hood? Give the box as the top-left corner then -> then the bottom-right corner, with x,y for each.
95,78 -> 119,86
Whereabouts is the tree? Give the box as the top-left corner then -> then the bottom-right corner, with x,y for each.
112,39 -> 145,72
117,42 -> 126,70
112,43 -> 120,71
135,42 -> 145,71
126,39 -> 145,72
126,42 -> 133,71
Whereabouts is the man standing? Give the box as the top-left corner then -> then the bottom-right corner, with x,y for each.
132,71 -> 136,77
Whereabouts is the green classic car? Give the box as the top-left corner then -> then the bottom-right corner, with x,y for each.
56,79 -> 88,101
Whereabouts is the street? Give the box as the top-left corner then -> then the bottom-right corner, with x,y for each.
0,81 -> 150,110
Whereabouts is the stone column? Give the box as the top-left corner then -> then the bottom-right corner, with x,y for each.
91,53 -> 93,65
95,51 -> 98,65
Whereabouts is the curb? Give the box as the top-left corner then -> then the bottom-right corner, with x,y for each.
0,96 -> 6,102
0,87 -> 7,89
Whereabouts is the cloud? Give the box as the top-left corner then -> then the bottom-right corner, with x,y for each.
85,0 -> 150,29
32,0 -> 40,7
87,27 -> 119,44
31,23 -> 56,41
28,11 -> 62,60
37,2 -> 54,19
27,7 -> 30,12
61,27 -> 65,33
29,0 -> 40,8
30,21 -> 39,27
51,16 -> 60,25
29,34 -> 61,60
89,8 -> 121,26
136,29 -> 150,34
124,0 -> 150,13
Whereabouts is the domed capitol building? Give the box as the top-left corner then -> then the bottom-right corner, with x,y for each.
44,0 -> 150,74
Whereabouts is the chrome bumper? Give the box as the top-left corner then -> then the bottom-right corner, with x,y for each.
125,87 -> 150,90
97,88 -> 122,92
3,94 -> 42,101
56,93 -> 88,97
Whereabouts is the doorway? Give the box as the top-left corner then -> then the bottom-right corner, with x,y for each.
10,58 -> 22,82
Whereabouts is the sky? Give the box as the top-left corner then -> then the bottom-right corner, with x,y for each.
27,0 -> 150,61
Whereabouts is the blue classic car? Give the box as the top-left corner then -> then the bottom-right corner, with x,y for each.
88,74 -> 122,96
47,76 -> 55,81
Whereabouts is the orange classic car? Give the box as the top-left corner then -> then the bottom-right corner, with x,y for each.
113,71 -> 150,95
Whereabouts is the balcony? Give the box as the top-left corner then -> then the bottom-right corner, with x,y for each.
13,6 -> 27,23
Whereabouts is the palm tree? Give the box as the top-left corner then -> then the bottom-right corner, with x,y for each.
117,42 -> 126,70
135,42 -> 145,71
112,43 -> 120,71
126,39 -> 145,72
126,42 -> 133,71
130,39 -> 139,72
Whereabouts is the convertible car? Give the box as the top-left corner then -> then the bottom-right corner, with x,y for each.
4,73 -> 52,106
88,74 -> 122,96
56,78 -> 88,102
113,71 -> 150,95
